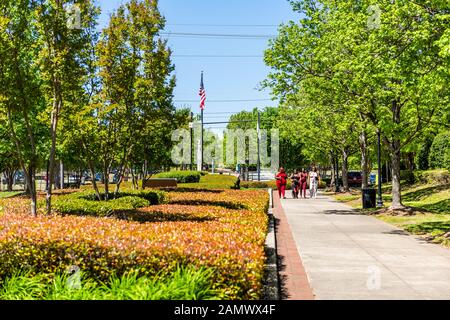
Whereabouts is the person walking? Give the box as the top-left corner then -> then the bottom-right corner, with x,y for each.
300,168 -> 308,198
275,167 -> 288,199
308,166 -> 320,199
290,170 -> 301,199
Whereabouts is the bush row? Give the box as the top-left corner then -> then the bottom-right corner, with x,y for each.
400,169 -> 450,185
0,189 -> 269,299
53,190 -> 168,216
154,171 -> 201,183
168,189 -> 270,214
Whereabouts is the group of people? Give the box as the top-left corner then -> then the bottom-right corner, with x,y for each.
275,166 -> 320,200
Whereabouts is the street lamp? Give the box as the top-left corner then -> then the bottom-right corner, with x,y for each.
376,129 -> 384,207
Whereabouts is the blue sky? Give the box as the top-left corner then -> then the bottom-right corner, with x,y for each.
95,0 -> 300,128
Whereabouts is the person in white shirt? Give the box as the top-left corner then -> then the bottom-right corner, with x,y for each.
308,166 -> 320,199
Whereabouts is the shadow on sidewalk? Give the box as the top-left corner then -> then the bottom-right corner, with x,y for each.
322,209 -> 360,216
274,216 -> 290,300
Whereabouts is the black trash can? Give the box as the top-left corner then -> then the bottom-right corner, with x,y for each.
362,188 -> 376,209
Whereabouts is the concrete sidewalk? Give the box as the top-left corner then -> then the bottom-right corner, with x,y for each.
281,192 -> 450,300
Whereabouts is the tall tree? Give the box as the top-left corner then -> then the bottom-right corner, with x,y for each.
264,0 -> 450,208
0,0 -> 45,215
95,0 -> 176,196
35,0 -> 99,213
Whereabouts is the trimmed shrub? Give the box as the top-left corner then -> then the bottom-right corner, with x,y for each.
182,174 -> 237,189
53,190 -> 167,216
266,180 -> 292,190
414,170 -> 450,185
429,132 -> 450,170
0,189 -> 269,299
154,171 -> 201,183
241,181 -> 269,189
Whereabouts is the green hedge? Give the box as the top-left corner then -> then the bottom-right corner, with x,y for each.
241,181 -> 269,189
53,190 -> 168,216
154,171 -> 201,183
414,170 -> 450,185
429,132 -> 450,171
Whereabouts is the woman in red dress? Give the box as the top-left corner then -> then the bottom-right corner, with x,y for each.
275,167 -> 288,199
300,169 -> 308,198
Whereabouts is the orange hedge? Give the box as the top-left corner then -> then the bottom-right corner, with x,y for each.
0,190 -> 269,299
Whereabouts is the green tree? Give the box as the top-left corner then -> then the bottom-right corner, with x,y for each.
0,0 -> 46,215
264,0 -> 450,207
34,0 -> 99,213
94,0 -> 176,196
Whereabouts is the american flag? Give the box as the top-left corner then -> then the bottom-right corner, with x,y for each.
199,72 -> 206,110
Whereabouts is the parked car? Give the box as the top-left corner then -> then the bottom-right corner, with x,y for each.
347,171 -> 363,187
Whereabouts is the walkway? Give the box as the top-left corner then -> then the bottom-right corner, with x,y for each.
279,191 -> 450,300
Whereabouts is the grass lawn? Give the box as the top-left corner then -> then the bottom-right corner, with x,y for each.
329,181 -> 450,248
378,214 -> 450,247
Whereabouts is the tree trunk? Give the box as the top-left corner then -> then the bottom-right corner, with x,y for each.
342,148 -> 349,192
114,164 -> 125,198
29,165 -> 37,216
46,92 -> 62,214
131,168 -> 137,190
88,160 -> 102,201
6,170 -> 14,192
104,163 -> 109,200
390,141 -> 403,209
6,108 -> 37,216
359,131 -> 369,188
141,160 -> 148,190
330,158 -> 336,188
390,100 -> 403,209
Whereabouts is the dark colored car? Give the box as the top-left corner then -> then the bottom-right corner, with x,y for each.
347,171 -> 363,187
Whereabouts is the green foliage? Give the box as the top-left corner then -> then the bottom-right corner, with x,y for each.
429,132 -> 450,170
415,135 -> 435,170
180,174 -> 237,189
414,170 -> 450,185
241,181 -> 270,189
53,190 -> 167,216
0,266 -> 220,300
154,171 -> 201,183
263,0 -> 450,206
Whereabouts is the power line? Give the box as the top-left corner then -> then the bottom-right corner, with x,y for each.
166,24 -> 278,27
173,54 -> 263,58
174,99 -> 272,103
160,32 -> 275,39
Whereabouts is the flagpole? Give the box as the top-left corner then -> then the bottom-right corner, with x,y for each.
201,107 -> 204,171
200,71 -> 204,171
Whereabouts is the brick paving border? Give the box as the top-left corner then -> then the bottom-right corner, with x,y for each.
272,191 -> 315,300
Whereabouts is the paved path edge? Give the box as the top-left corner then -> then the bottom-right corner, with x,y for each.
272,191 -> 315,300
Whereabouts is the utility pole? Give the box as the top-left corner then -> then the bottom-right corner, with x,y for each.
377,129 -> 384,207
60,160 -> 64,189
257,110 -> 261,182
190,112 -> 194,171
